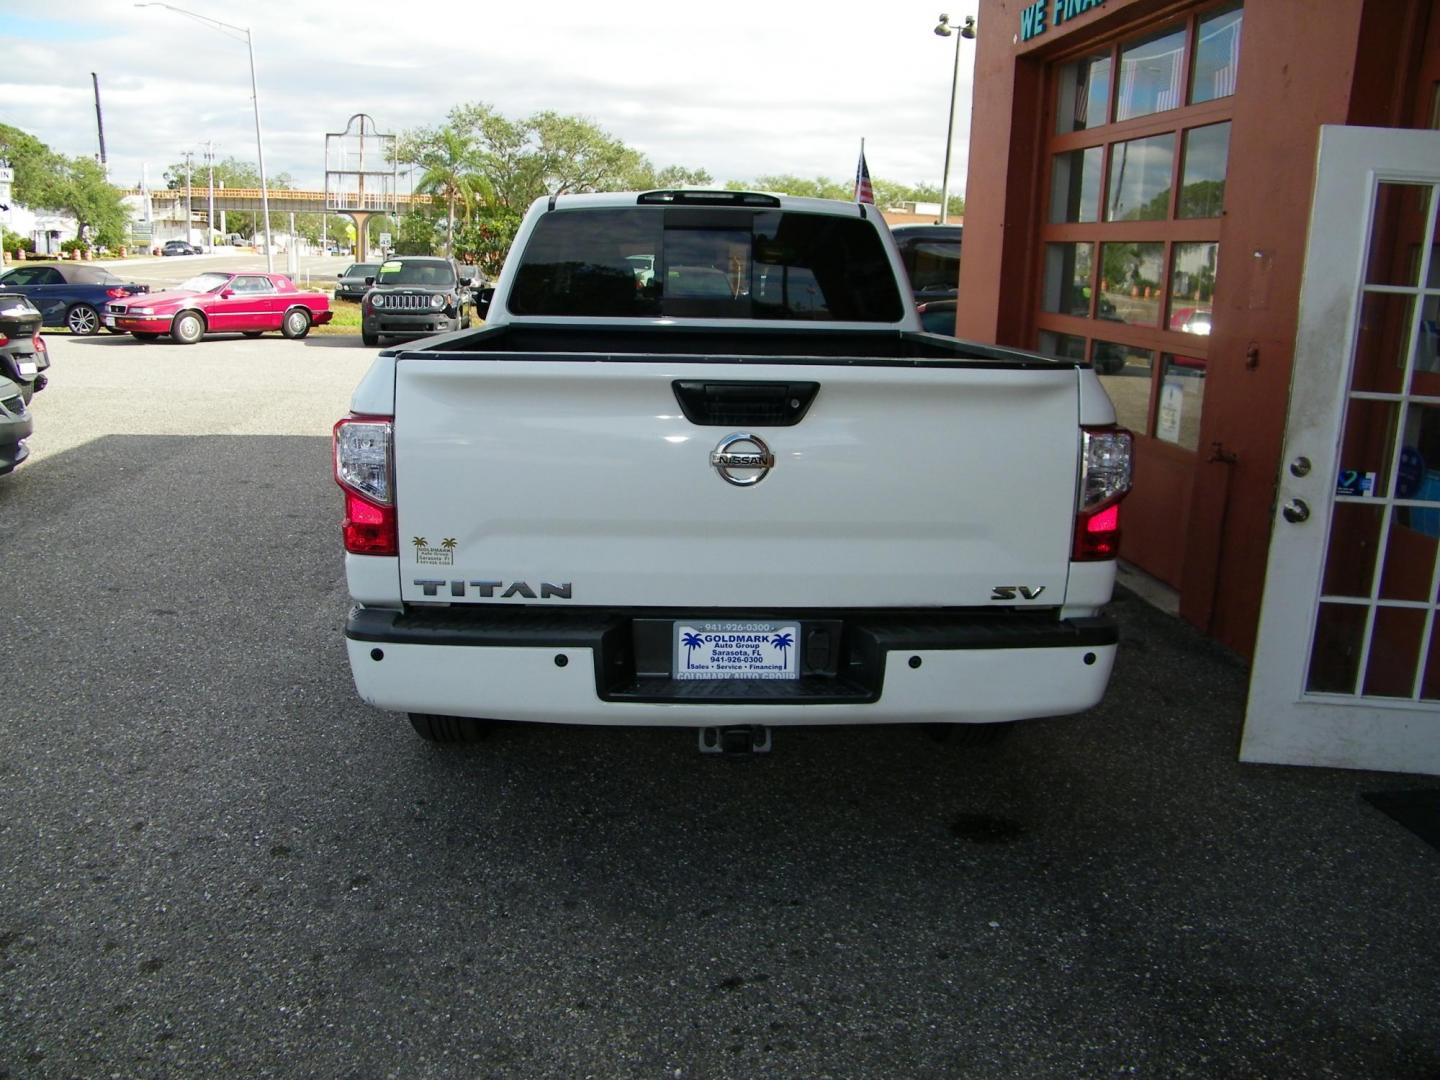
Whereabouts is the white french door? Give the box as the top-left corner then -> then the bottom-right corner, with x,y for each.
1243,125 -> 1440,775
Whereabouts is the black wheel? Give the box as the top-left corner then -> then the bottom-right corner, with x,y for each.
66,303 -> 101,336
408,713 -> 494,745
281,308 -> 311,339
171,310 -> 205,345
131,331 -> 160,341
242,331 -> 263,338
362,330 -> 380,347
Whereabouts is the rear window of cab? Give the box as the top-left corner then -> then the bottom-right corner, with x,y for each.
508,208 -> 904,321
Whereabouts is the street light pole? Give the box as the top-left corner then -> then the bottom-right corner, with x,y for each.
933,13 -> 976,226
183,150 -> 193,244
136,2 -> 273,270
204,140 -> 216,252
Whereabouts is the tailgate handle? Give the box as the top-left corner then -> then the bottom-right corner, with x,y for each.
672,380 -> 819,427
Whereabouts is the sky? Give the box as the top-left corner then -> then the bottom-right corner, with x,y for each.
1,0 -> 981,197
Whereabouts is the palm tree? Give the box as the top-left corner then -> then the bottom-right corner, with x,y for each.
414,126 -> 488,256
441,537 -> 457,550
770,632 -> 794,669
411,536 -> 428,550
681,631 -> 705,669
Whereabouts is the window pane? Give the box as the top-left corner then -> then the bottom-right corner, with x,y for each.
1321,504 -> 1383,599
1167,242 -> 1218,334
1191,4 -> 1243,105
1352,293 -> 1414,395
1094,341 -> 1154,434
1379,514 -> 1439,602
509,208 -> 904,321
1337,398 -> 1399,500
1364,606 -> 1426,698
1050,147 -> 1103,223
1178,123 -> 1230,219
1365,183 -> 1433,287
1042,243 -> 1093,316
1106,134 -> 1175,221
1037,331 -> 1087,361
902,239 -> 963,297
1115,26 -> 1187,122
1306,603 -> 1366,694
1396,403 -> 1440,540
1099,242 -> 1164,327
1048,146 -> 1100,224
1156,354 -> 1206,451
1414,295 -> 1440,392
1056,52 -> 1112,134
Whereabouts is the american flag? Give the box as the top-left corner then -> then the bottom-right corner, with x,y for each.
854,143 -> 874,205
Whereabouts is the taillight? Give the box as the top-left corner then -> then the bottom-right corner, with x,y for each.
33,334 -> 46,353
334,415 -> 397,556
1074,426 -> 1133,561
0,333 -> 7,347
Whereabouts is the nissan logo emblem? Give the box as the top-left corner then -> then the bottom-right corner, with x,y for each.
710,433 -> 775,486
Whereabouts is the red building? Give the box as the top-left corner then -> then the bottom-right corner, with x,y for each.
957,0 -> 1440,665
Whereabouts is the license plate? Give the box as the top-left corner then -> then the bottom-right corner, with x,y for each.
18,360 -> 36,378
103,316 -> 116,327
674,621 -> 800,681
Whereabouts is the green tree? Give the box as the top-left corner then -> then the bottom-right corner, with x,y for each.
394,210 -> 439,256
61,157 -> 128,247
0,125 -> 129,247
399,125 -> 489,255
726,175 -> 852,200
646,164 -> 715,189
0,123 -> 66,209
403,103 -> 709,270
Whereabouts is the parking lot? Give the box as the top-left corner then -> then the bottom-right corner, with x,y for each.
2,332 -> 1438,1077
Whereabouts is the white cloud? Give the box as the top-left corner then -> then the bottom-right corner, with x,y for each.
2,0 -> 979,195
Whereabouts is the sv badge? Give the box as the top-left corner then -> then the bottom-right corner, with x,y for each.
991,585 -> 1046,601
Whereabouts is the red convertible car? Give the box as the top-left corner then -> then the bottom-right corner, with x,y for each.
104,272 -> 333,344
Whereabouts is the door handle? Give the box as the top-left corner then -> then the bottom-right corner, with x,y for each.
1282,498 -> 1311,524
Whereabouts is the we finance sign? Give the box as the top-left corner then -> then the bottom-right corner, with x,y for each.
1020,0 -> 1106,42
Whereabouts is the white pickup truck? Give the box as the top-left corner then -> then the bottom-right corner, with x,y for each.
334,190 -> 1132,751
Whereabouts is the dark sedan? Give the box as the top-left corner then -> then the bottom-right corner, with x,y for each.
0,263 -> 149,336
162,240 -> 201,256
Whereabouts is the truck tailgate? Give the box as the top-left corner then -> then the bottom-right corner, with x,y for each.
392,357 -> 1080,609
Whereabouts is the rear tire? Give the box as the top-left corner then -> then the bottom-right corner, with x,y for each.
171,311 -> 205,345
131,332 -> 160,341
281,308 -> 311,339
408,713 -> 495,745
242,331 -> 263,338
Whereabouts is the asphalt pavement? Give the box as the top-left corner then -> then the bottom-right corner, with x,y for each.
1,333 -> 1437,1078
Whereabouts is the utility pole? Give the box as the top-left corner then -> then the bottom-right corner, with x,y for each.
183,151 -> 194,245
91,73 -> 109,179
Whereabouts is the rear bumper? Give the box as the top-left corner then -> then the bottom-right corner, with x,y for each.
345,606 -> 1119,726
